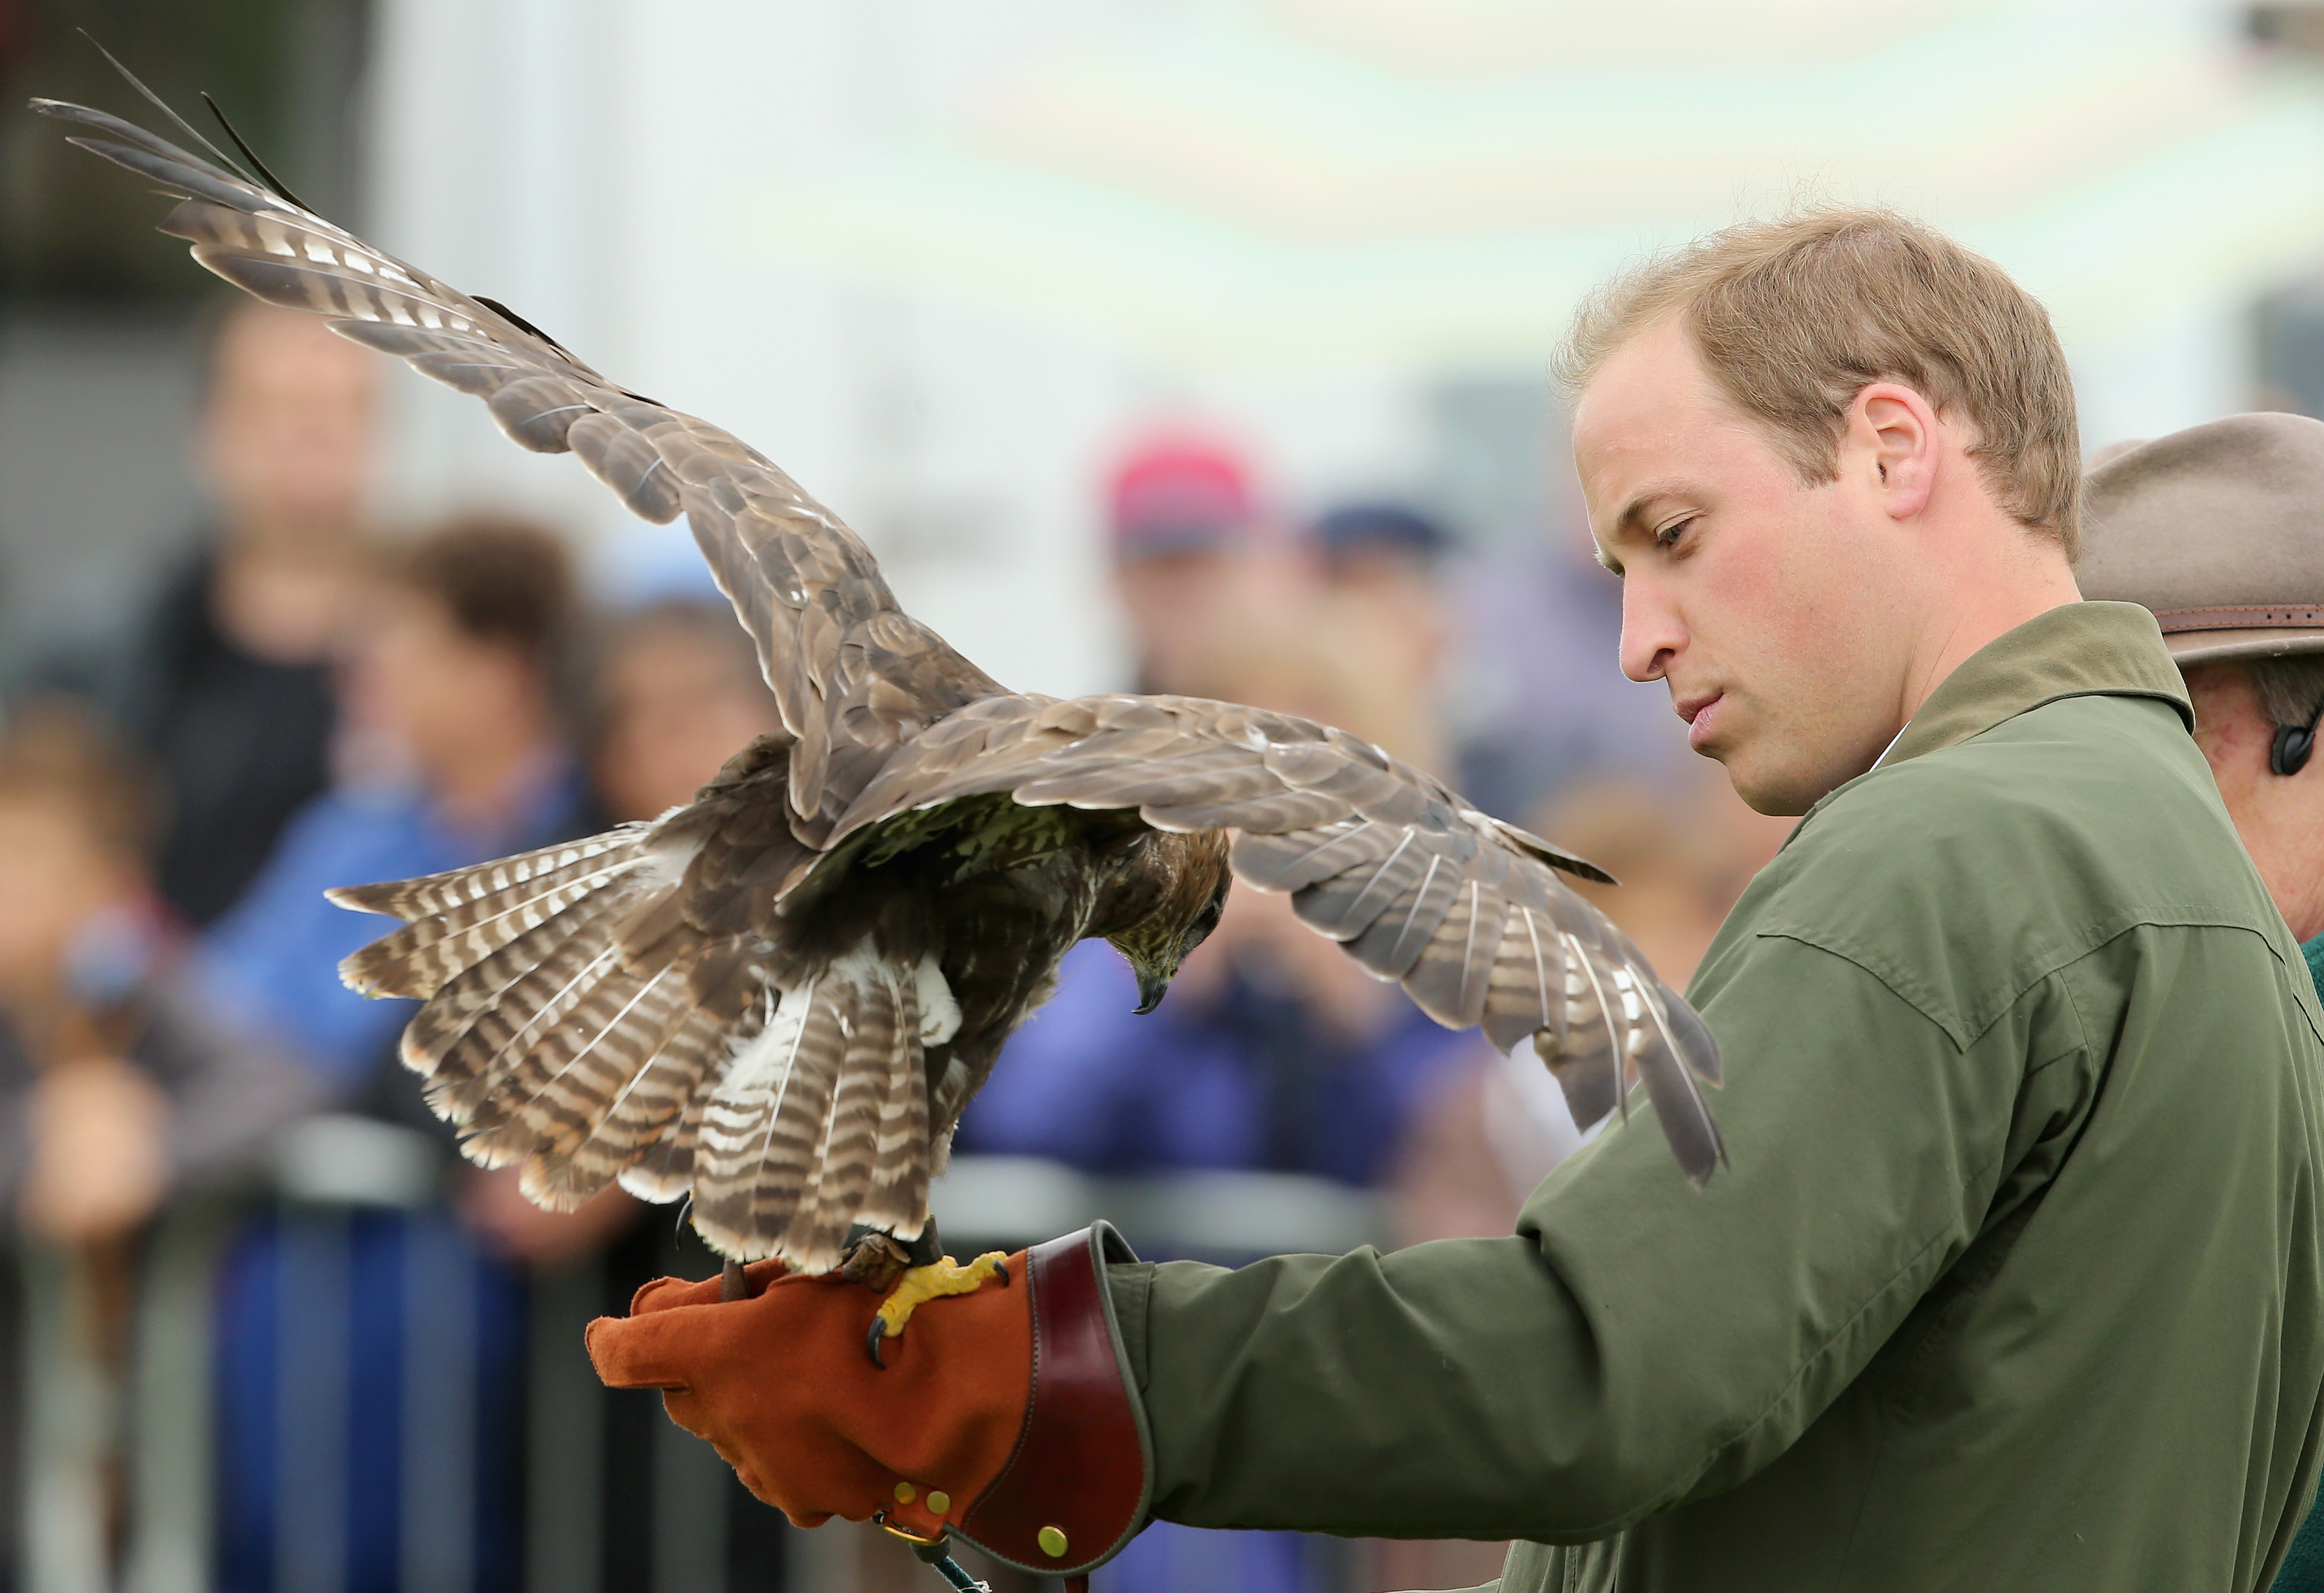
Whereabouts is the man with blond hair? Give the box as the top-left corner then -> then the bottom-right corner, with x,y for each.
587,209 -> 2324,1592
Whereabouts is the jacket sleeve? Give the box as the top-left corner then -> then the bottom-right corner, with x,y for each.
1108,931 -> 2093,1543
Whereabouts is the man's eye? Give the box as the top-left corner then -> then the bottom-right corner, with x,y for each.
1655,517 -> 1694,548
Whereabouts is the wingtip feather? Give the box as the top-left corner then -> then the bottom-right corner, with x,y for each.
325,881 -> 397,915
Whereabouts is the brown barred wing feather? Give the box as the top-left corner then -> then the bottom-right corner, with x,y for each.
32,95 -> 1001,846
827,693 -> 1726,1183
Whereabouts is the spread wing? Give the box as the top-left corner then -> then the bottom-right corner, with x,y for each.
827,693 -> 1726,1182
32,95 -> 998,843
38,92 -> 1724,1188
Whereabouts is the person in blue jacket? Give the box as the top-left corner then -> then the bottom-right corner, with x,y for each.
195,515 -> 591,1593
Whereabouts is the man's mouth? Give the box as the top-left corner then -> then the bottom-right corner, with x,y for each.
1674,691 -> 1724,750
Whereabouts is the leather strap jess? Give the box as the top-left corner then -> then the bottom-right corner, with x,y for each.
955,1223 -> 1152,1578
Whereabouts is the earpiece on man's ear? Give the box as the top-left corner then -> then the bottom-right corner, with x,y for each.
2270,713 -> 2318,777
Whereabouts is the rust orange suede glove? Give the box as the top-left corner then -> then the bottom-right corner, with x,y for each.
585,1225 -> 1150,1578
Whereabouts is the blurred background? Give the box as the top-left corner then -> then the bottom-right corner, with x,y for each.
5,1 -> 2324,1591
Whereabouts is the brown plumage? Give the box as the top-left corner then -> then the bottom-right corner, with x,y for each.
37,93 -> 1726,1269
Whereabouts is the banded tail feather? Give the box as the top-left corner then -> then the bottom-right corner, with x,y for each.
518,1002 -> 735,1210
326,830 -> 648,923
331,820 -> 959,1257
383,882 -> 642,1088
332,830 -> 660,999
688,946 -> 951,1270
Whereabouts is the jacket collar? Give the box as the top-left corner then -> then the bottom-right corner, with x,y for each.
1873,600 -> 2193,773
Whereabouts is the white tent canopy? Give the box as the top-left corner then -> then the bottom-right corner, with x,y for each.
368,0 -> 2324,693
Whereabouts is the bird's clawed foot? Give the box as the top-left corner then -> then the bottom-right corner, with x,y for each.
841,1231 -> 917,1293
864,1252 -> 1011,1368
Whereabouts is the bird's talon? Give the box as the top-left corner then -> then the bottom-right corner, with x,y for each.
871,1251 -> 1012,1349
865,1316 -> 888,1369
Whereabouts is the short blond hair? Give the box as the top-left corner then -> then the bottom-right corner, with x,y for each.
1555,205 -> 2081,559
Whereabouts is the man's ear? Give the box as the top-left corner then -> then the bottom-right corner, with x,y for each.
1849,382 -> 1941,521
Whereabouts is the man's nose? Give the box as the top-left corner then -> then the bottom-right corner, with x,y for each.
1618,576 -> 1682,684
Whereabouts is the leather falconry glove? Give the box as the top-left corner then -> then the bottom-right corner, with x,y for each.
586,1224 -> 1150,1581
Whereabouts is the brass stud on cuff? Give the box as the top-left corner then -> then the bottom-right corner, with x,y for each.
926,1491 -> 951,1516
893,1483 -> 917,1504
1037,1525 -> 1069,1559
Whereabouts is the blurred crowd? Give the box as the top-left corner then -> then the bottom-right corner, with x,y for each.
0,300 -> 1788,1593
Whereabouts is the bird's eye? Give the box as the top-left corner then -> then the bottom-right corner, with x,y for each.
1179,906 -> 1222,960
1655,516 -> 1695,550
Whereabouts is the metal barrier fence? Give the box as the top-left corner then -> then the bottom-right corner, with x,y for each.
13,1121 -> 1391,1593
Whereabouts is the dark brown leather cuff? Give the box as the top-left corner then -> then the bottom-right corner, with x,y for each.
953,1222 -> 1151,1577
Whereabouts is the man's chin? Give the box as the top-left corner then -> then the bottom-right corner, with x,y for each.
1710,743 -> 1824,818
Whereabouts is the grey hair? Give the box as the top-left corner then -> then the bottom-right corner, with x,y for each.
2247,654 -> 2324,732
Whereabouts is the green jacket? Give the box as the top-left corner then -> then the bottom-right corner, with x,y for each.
2272,936 -> 2324,1593
1106,602 -> 2324,1592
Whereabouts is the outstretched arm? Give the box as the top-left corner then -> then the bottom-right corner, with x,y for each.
1112,933 -> 2056,1542
589,930 -> 2075,1566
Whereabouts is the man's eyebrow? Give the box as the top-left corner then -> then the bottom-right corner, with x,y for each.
1613,484 -> 1681,540
1593,482 -> 1684,577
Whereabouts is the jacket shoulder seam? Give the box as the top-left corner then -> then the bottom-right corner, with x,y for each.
1755,911 -> 2287,1049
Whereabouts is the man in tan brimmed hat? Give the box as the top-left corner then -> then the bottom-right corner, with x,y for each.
2082,413 -> 2324,1591
2081,412 -> 2324,957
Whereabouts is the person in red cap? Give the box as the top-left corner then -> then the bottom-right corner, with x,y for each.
1106,433 -> 1302,696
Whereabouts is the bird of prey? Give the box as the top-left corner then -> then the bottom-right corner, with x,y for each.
37,88 -> 1724,1334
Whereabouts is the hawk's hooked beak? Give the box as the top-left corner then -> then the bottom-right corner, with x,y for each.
1133,966 -> 1172,1015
